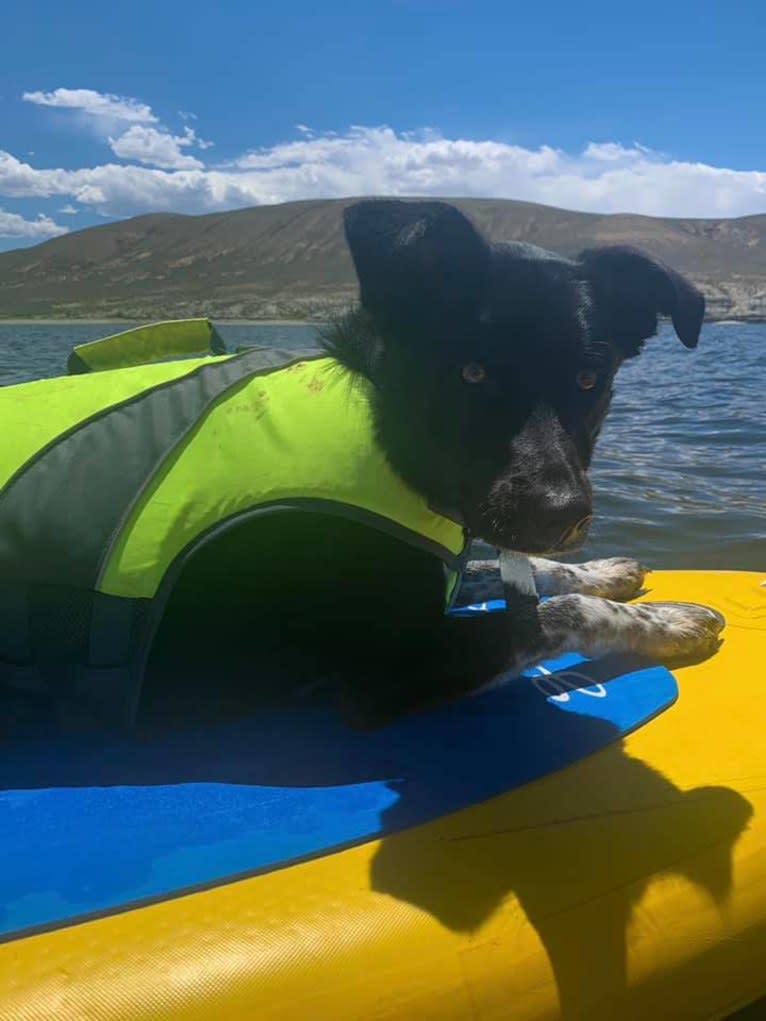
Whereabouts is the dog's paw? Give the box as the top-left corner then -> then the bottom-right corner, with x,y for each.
530,556 -> 647,600
573,557 -> 649,601
631,601 -> 726,663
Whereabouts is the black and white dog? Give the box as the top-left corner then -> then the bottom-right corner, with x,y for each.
151,199 -> 724,726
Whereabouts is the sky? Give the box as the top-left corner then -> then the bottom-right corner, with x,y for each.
1,0 -> 766,251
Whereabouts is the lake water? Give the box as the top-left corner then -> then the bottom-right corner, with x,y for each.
0,320 -> 763,571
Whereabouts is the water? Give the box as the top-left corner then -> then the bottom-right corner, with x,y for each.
0,320 -> 763,571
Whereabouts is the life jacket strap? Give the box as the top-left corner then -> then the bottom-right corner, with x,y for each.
0,585 -> 144,728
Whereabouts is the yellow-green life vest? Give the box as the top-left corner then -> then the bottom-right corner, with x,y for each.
0,341 -> 469,725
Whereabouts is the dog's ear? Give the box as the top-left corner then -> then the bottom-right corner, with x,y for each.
578,245 -> 705,354
343,200 -> 489,323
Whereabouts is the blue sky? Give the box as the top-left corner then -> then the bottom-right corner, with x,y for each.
2,0 -> 765,251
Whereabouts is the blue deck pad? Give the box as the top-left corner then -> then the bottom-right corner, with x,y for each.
0,600 -> 677,940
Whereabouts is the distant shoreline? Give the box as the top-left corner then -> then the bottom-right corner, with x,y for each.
0,319 -> 323,327
0,316 -> 761,325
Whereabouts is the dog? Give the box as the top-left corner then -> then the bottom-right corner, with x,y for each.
146,199 -> 724,728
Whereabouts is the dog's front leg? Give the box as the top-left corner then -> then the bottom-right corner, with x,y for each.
504,594 -> 725,677
527,557 -> 648,601
459,555 -> 648,604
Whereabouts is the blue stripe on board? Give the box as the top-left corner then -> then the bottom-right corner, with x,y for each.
0,601 -> 676,938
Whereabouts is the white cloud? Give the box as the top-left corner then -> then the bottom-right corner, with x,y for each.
3,125 -> 766,220
21,86 -> 214,171
22,88 -> 156,125
0,208 -> 68,239
109,125 -> 206,170
0,150 -> 209,214
58,204 -> 79,214
582,141 -> 655,163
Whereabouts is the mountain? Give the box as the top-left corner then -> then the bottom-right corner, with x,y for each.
2,197 -> 766,320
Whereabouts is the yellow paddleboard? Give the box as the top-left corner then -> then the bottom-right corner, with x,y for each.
2,570 -> 765,1021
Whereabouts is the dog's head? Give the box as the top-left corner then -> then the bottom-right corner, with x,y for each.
325,199 -> 705,554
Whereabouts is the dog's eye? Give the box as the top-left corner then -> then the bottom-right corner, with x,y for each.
576,369 -> 598,391
462,363 -> 487,384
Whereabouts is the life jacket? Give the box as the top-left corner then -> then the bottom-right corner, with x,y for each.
0,321 -> 469,725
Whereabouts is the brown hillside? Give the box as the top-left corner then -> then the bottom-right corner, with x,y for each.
1,197 -> 765,320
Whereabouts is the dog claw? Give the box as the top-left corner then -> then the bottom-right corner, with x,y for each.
633,601 -> 726,663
